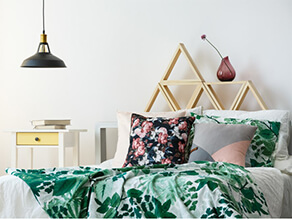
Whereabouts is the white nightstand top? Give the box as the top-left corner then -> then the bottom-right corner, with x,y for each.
5,129 -> 87,133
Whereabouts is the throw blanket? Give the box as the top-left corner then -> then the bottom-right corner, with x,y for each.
7,161 -> 270,218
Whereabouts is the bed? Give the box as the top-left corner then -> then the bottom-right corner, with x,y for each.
0,107 -> 292,218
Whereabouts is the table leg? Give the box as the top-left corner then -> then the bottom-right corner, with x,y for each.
11,146 -> 17,168
11,133 -> 17,168
73,132 -> 80,166
58,133 -> 65,167
30,148 -> 34,168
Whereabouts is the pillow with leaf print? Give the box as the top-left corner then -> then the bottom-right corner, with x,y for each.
122,113 -> 195,167
203,110 -> 290,161
190,113 -> 281,167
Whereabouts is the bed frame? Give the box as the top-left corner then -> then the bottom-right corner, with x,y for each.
95,122 -> 117,164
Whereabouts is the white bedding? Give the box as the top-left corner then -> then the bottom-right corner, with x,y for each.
247,167 -> 292,218
0,175 -> 48,218
0,162 -> 291,218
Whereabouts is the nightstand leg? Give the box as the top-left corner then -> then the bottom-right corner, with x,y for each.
100,128 -> 107,163
11,146 -> 17,168
30,148 -> 34,169
58,133 -> 65,167
95,126 -> 101,164
73,132 -> 80,166
11,133 -> 17,168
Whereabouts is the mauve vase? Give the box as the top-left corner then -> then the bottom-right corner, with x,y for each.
217,56 -> 236,81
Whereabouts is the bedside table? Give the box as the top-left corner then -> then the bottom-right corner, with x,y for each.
8,129 -> 87,168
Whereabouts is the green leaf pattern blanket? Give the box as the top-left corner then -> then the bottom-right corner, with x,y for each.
7,161 -> 270,218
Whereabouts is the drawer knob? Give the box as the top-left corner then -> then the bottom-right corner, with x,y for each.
35,137 -> 40,142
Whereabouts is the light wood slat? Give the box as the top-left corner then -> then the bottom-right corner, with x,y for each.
186,84 -> 204,109
160,80 -> 202,85
230,82 -> 248,110
247,80 -> 268,110
203,84 -> 225,110
159,83 -> 181,111
145,85 -> 160,112
161,46 -> 182,81
206,81 -> 246,85
157,83 -> 176,111
232,82 -> 249,110
179,43 -> 205,82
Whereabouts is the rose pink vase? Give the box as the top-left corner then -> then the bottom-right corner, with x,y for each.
217,56 -> 236,81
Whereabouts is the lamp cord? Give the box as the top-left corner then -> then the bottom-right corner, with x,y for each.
42,0 -> 45,34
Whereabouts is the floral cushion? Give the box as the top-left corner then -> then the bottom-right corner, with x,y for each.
190,113 -> 281,167
122,114 -> 195,167
113,110 -> 189,168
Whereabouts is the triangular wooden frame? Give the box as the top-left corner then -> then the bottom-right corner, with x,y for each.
230,80 -> 268,110
145,43 -> 268,112
145,43 -> 223,111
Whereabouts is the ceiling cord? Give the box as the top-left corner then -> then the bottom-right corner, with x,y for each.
42,0 -> 45,34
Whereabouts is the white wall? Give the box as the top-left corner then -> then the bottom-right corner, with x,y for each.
0,0 -> 291,175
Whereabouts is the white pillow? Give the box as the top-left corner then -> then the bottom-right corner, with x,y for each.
112,107 -> 202,168
185,107 -> 204,116
274,155 -> 292,175
203,110 -> 290,161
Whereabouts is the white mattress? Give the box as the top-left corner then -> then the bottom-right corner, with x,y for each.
0,162 -> 291,218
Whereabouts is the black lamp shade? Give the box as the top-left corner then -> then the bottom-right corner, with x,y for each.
21,52 -> 66,68
21,41 -> 66,68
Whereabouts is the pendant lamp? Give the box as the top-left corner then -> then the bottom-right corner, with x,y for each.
21,0 -> 66,68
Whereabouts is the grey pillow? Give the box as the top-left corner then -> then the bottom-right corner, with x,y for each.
188,123 -> 257,166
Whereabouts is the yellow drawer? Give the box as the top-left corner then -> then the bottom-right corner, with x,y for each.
16,132 -> 59,145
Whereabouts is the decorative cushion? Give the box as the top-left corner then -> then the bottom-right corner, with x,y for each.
188,123 -> 257,166
112,106 -> 202,168
203,110 -> 290,161
191,113 -> 281,167
122,114 -> 195,167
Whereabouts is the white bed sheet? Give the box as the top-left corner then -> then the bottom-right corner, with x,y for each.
0,162 -> 291,218
247,167 -> 292,218
0,175 -> 48,218
280,172 -> 292,217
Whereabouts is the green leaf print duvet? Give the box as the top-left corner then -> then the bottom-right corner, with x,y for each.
7,162 -> 270,218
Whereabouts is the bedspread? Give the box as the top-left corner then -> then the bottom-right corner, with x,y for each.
7,161 -> 270,218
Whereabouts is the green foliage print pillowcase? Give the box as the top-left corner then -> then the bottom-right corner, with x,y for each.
190,113 -> 281,167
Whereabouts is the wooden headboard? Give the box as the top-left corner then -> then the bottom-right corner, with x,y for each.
145,43 -> 267,112
95,43 -> 270,164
